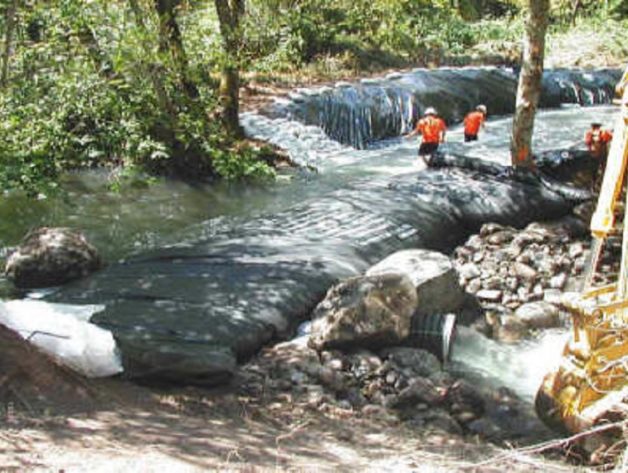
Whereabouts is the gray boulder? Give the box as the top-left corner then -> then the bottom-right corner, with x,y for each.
366,249 -> 466,317
4,227 -> 103,288
515,301 -> 561,330
493,315 -> 529,343
309,273 -> 418,351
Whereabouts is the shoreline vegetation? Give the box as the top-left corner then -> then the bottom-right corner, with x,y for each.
0,1 -> 626,195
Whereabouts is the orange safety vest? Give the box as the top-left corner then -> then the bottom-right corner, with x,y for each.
464,111 -> 485,136
416,116 -> 446,144
585,128 -> 613,159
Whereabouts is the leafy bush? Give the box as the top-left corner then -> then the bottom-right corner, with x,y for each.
0,1 -> 275,195
244,0 -> 480,70
212,145 -> 276,181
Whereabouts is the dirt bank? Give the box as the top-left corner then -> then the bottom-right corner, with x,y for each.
0,373 -> 579,472
240,45 -> 625,114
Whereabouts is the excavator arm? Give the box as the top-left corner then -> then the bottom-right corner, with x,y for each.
589,79 -> 628,240
583,67 -> 628,288
535,67 -> 628,460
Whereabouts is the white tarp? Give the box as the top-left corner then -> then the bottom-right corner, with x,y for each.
0,299 -> 123,377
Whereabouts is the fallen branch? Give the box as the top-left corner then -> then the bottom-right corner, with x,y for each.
460,420 -> 627,470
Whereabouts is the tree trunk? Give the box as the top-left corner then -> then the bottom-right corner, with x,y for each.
1,0 -> 18,88
128,0 -> 181,156
153,0 -> 199,100
128,0 -> 178,117
510,0 -> 549,168
75,25 -> 116,80
218,65 -> 240,135
571,0 -> 581,25
214,0 -> 244,137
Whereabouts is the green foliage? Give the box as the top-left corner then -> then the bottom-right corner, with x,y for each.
107,165 -> 158,192
245,0 -> 496,71
213,145 -> 276,181
0,0 -> 274,195
242,0 -> 625,73
549,0 -> 628,25
469,15 -> 525,44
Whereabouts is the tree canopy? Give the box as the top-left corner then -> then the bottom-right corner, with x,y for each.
0,0 -> 625,194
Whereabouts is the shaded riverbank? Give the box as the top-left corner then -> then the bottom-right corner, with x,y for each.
0,213 -> 606,472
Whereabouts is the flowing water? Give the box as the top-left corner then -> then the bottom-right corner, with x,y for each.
242,104 -> 615,401
1,105 -> 614,265
451,327 -> 570,400
0,67 -> 620,399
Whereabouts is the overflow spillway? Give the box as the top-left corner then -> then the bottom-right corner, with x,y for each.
263,68 -> 620,149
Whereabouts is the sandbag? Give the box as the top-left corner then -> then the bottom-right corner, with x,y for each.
0,300 -> 122,377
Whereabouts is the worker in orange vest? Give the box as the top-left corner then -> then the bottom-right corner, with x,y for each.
463,105 -> 487,142
585,122 -> 613,160
406,107 -> 447,164
585,122 -> 613,188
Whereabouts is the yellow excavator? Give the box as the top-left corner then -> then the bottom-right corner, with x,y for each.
535,66 -> 628,460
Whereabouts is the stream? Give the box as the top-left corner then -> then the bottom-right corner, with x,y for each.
0,67 -> 619,401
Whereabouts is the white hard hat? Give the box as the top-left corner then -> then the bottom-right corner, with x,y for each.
476,104 -> 487,114
424,107 -> 437,116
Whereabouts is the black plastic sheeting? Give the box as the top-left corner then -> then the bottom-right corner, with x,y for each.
429,150 -> 594,203
48,154 -> 589,385
273,68 -> 621,148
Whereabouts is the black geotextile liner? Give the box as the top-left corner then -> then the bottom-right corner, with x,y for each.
279,68 -> 621,148
48,153 -> 590,385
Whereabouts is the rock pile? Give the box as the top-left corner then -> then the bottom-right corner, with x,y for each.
238,340 -> 546,442
237,225 -> 621,446
452,220 -> 620,341
252,248 -> 543,442
237,217 -> 625,454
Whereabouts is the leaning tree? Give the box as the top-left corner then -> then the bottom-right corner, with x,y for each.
510,0 -> 550,168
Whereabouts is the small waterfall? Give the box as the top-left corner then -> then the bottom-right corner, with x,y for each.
241,112 -> 347,167
545,69 -> 619,107
263,68 -> 621,149
451,326 -> 569,401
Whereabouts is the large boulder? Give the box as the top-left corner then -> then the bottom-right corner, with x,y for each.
515,301 -> 561,330
366,249 -> 467,317
309,273 -> 418,351
4,227 -> 103,288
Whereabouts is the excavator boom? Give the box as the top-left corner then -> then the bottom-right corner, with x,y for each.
535,67 -> 628,461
